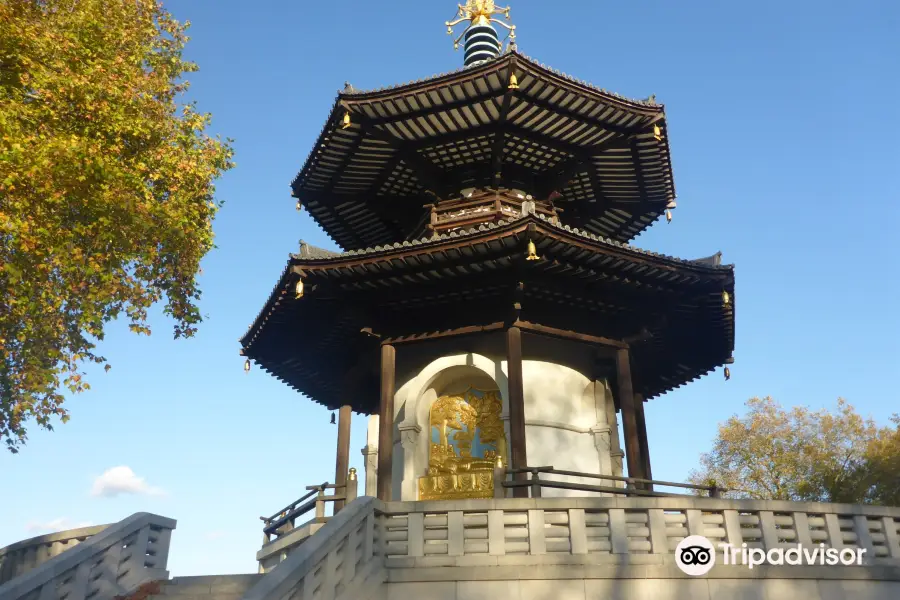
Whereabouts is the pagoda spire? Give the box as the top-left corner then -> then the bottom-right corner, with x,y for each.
446,1 -> 516,66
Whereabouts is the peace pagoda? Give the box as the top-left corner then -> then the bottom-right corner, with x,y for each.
5,5 -> 900,600
239,0 -> 736,504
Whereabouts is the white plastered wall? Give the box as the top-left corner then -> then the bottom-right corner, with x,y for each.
363,343 -> 625,500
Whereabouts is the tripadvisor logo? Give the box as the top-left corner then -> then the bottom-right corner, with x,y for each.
675,535 -> 867,576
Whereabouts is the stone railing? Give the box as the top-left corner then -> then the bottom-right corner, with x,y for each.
0,525 -> 109,585
240,496 -> 900,600
0,513 -> 176,600
242,497 -> 384,600
379,497 -> 900,565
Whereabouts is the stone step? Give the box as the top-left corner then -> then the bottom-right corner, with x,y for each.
148,574 -> 264,599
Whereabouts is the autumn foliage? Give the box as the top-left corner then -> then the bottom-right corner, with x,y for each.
0,0 -> 234,451
690,397 -> 900,506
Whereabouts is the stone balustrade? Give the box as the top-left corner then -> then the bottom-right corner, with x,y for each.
0,513 -> 176,600
243,497 -> 384,600
240,496 -> 900,600
376,497 -> 900,572
0,525 -> 108,585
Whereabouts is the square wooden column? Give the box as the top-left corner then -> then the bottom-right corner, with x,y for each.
506,326 -> 528,498
333,404 -> 352,511
616,348 -> 646,484
377,344 -> 396,501
634,394 -> 653,490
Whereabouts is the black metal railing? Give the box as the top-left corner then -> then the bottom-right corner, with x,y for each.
259,470 -> 359,543
498,466 -> 723,499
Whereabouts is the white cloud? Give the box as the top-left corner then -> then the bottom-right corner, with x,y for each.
25,518 -> 94,534
90,466 -> 165,498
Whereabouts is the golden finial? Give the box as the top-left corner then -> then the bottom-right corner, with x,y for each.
446,1 -> 517,51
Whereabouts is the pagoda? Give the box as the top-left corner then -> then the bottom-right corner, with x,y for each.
240,0 -> 735,504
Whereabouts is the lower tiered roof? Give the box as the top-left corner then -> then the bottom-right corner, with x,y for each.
240,213 -> 735,413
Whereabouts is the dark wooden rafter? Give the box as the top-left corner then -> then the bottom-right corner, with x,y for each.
512,89 -> 653,136
344,105 -> 451,198
307,198 -> 368,250
630,138 -> 649,209
491,56 -> 518,189
359,85 -> 508,128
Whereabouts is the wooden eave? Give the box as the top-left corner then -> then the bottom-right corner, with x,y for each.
240,215 -> 734,410
292,52 -> 675,251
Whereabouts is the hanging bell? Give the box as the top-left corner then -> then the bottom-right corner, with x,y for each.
295,278 -> 304,299
508,73 -> 520,90
330,412 -> 336,425
653,124 -> 662,141
526,239 -> 540,261
244,359 -> 251,373
722,290 -> 731,306
341,111 -> 351,129
724,367 -> 731,381
666,210 -> 672,223
454,41 -> 459,50
295,199 -> 302,212
446,25 -> 452,35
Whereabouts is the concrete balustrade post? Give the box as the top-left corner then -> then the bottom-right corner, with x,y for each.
759,511 -> 780,549
527,510 -> 547,555
883,517 -> 900,558
648,509 -> 668,554
488,510 -> 506,556
723,509 -> 744,547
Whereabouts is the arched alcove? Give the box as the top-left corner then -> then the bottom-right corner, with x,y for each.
394,354 -> 509,501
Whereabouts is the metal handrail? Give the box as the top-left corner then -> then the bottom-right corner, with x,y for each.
499,466 -> 724,499
260,472 -> 359,542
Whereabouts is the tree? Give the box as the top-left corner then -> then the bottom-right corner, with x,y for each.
0,0 -> 234,452
689,397 -> 899,506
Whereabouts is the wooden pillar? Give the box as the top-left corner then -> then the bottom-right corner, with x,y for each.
506,326 -> 528,498
377,344 -> 396,501
333,404 -> 352,511
634,395 -> 653,490
616,348 -> 646,484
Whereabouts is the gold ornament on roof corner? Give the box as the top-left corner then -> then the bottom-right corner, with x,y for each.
665,210 -> 672,223
526,239 -> 540,261
508,73 -> 519,89
295,199 -> 302,212
295,278 -> 305,299
341,111 -> 351,129
445,1 -> 517,50
244,358 -> 251,373
653,124 -> 662,141
724,367 -> 731,381
722,290 -> 731,306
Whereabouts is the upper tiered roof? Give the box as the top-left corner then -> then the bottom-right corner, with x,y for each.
293,51 -> 675,250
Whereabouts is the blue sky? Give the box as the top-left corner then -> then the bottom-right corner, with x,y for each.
2,0 -> 898,577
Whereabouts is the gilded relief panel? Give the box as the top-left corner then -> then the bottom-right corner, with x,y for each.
418,388 -> 507,500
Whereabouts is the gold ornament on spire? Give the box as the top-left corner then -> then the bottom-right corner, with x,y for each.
446,1 -> 517,51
